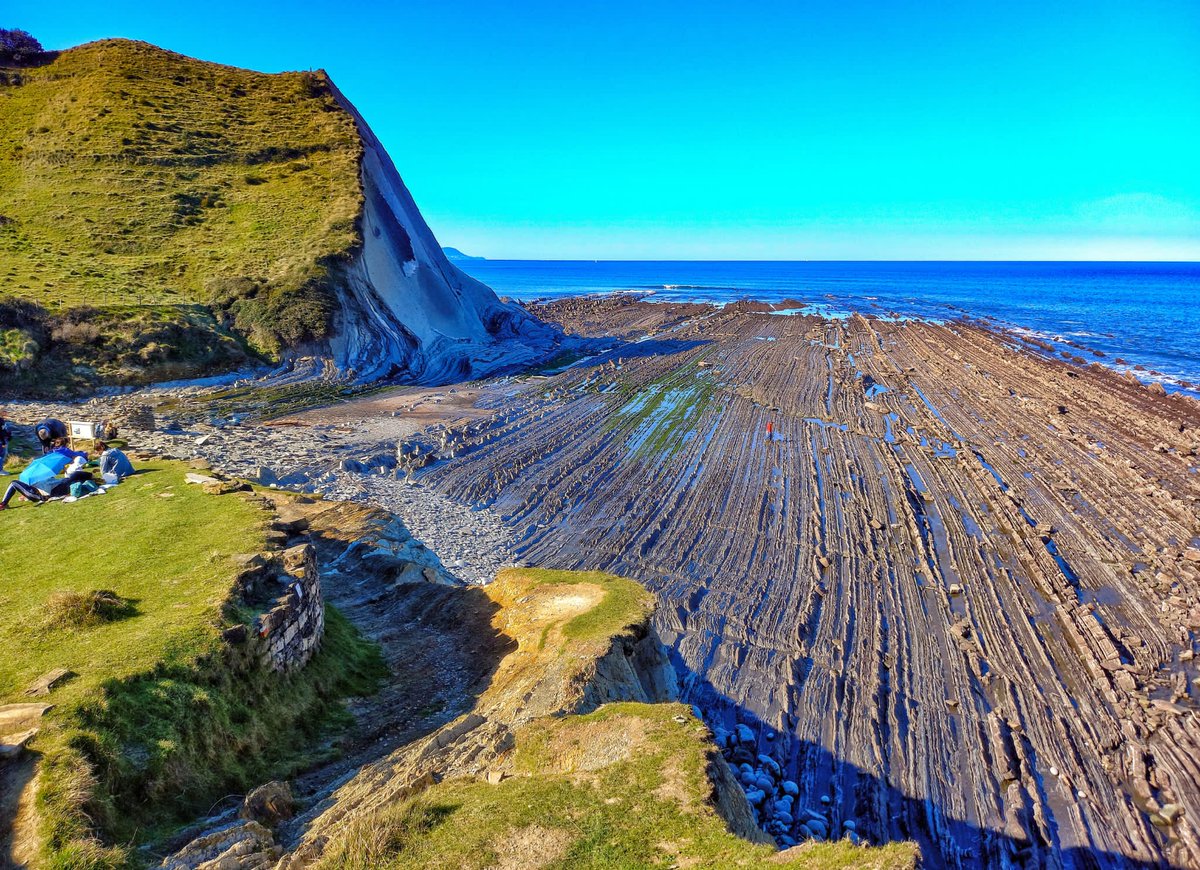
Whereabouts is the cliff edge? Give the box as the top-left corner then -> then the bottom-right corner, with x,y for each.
163,568 -> 918,869
322,79 -> 557,383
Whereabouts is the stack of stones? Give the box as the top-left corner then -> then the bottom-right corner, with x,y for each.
225,541 -> 325,673
714,721 -> 862,848
257,542 -> 325,672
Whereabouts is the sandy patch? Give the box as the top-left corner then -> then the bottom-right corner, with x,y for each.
488,824 -> 573,870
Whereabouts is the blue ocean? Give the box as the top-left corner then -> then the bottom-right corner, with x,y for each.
458,260 -> 1200,391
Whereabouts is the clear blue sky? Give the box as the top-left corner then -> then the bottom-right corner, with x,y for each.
15,1 -> 1200,259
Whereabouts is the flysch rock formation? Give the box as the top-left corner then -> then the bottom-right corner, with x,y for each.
407,296 -> 1200,869
16,293 -> 1198,868
321,80 -> 561,383
0,39 -> 565,394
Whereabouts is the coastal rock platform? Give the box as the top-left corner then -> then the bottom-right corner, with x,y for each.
11,295 -> 1200,867
417,297 -> 1200,868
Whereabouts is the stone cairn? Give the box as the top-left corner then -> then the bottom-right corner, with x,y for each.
223,538 -> 324,673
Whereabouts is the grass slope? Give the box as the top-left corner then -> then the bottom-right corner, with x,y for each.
500,567 -> 658,644
0,460 -> 264,703
0,459 -> 383,868
0,39 -> 363,393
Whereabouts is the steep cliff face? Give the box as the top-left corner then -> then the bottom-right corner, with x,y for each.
323,79 -> 560,383
0,39 -> 558,395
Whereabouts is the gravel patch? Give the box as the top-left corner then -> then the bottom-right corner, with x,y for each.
3,397 -> 518,587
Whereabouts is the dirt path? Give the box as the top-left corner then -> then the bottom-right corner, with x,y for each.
268,497 -> 517,805
0,755 -> 36,870
0,705 -> 46,869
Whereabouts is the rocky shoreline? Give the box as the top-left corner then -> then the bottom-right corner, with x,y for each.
9,294 -> 1200,867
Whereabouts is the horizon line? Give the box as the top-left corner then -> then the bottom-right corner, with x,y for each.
454,257 -> 1200,264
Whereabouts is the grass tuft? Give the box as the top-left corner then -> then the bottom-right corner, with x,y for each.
42,589 -> 136,630
493,568 -> 657,647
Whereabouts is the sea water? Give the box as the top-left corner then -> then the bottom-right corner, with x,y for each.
459,260 -> 1200,391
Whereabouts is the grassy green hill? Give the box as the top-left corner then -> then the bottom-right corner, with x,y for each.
0,39 -> 364,394
0,457 -> 383,867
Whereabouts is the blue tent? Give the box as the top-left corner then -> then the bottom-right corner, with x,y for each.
19,453 -> 70,485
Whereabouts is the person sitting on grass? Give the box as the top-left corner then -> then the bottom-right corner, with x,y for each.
96,441 -> 134,483
0,414 -> 11,476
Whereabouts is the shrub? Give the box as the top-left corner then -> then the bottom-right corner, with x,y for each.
0,300 -> 47,368
44,590 -> 137,630
204,275 -> 261,305
0,331 -> 37,368
0,28 -> 42,63
50,321 -> 101,344
0,297 -> 47,329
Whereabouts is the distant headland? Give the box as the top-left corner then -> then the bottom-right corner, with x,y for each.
442,246 -> 485,261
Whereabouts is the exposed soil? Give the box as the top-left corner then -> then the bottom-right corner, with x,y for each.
0,753 -> 37,869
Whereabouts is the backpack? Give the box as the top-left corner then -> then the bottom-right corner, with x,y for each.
70,480 -> 99,498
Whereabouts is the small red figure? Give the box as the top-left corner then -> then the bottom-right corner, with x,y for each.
766,421 -> 774,437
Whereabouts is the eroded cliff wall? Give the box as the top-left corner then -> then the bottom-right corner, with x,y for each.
323,80 -> 560,383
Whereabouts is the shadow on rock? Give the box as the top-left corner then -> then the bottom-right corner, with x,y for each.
674,660 -> 1173,870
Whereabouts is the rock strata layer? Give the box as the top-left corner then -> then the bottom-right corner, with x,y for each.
320,79 -> 561,383
413,297 -> 1200,868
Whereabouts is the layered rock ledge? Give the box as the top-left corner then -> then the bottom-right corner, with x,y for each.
162,566 -> 916,868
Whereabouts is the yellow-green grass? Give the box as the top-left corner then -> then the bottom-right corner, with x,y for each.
500,567 -> 657,645
0,460 -> 264,704
0,39 -> 363,392
0,459 -> 384,867
314,702 -> 918,870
